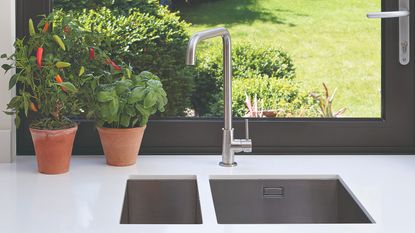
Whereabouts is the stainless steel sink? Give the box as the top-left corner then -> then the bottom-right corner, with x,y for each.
120,176 -> 202,224
210,176 -> 374,224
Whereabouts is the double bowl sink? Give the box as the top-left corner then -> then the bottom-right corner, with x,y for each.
120,176 -> 373,225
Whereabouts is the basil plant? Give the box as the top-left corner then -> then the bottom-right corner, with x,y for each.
94,71 -> 168,128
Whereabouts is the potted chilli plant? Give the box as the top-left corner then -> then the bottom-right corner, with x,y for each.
91,70 -> 168,166
1,14 -> 104,174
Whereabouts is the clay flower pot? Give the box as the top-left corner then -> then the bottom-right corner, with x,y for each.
30,126 -> 78,174
97,126 -> 146,166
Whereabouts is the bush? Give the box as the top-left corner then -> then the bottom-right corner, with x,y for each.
193,44 -> 296,116
232,77 -> 318,117
207,77 -> 318,117
72,6 -> 194,116
233,44 -> 296,80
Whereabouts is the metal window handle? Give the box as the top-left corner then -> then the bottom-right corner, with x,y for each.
245,119 -> 249,139
367,0 -> 410,65
367,11 -> 409,19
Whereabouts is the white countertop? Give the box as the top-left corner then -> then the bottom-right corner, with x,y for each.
1,155 -> 415,233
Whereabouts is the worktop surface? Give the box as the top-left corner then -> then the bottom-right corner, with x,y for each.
1,155 -> 414,233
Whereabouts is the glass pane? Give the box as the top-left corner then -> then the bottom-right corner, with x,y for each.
53,0 -> 381,119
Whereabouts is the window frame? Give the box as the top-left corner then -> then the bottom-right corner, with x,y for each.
16,0 -> 415,155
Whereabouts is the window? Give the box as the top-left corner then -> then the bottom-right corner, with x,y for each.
16,0 -> 415,155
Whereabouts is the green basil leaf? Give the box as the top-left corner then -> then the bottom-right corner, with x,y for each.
143,91 -> 157,108
125,105 -> 136,116
109,98 -> 119,116
100,103 -> 112,119
135,104 -> 150,116
140,114 -> 149,126
120,114 -> 131,128
97,91 -> 114,102
115,80 -> 132,95
128,87 -> 146,104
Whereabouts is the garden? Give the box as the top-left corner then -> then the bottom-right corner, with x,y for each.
52,0 -> 380,118
0,0 -> 381,173
176,0 -> 381,118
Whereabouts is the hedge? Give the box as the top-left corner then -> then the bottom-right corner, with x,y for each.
232,77 -> 318,117
71,6 -> 194,116
192,44 -> 296,116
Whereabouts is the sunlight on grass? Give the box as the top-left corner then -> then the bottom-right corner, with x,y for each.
179,0 -> 381,117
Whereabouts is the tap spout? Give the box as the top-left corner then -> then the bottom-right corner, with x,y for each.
185,27 -> 251,167
185,27 -> 232,131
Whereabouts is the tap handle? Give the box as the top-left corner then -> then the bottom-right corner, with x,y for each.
245,119 -> 250,139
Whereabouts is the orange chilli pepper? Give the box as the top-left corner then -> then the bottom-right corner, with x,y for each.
55,74 -> 66,91
30,102 -> 38,112
42,22 -> 49,33
55,74 -> 63,83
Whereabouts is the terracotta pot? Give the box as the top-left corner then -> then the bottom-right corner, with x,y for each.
30,126 -> 78,174
97,126 -> 146,166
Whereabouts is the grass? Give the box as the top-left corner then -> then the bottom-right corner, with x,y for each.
177,0 -> 381,117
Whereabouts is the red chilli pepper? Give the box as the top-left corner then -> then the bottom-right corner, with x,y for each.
89,48 -> 95,60
42,22 -> 49,33
106,59 -> 121,71
36,48 -> 43,69
63,26 -> 71,34
112,61 -> 122,71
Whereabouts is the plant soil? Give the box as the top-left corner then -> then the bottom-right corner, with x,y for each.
30,117 -> 77,130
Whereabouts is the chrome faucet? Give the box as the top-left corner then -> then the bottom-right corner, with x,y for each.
185,27 -> 252,167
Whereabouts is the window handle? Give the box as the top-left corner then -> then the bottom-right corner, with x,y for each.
367,11 -> 409,19
367,0 -> 410,65
245,119 -> 250,140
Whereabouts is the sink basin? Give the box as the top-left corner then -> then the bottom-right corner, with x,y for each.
210,176 -> 373,224
120,176 -> 202,224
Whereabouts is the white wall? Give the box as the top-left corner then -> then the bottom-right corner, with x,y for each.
0,0 -> 15,163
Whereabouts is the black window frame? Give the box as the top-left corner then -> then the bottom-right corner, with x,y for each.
16,0 -> 415,155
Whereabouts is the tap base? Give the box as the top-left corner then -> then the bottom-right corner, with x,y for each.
219,161 -> 237,167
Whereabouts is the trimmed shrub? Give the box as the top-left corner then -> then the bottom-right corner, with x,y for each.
233,44 -> 296,80
193,44 -> 296,116
72,6 -> 194,116
232,77 -> 319,117
207,77 -> 318,117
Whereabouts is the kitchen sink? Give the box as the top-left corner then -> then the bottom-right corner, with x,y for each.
210,176 -> 373,224
120,176 -> 202,224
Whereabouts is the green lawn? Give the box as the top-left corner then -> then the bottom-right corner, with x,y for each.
178,0 -> 381,117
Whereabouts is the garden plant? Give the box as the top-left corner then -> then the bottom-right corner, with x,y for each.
2,11 -> 169,171
1,14 -> 91,174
